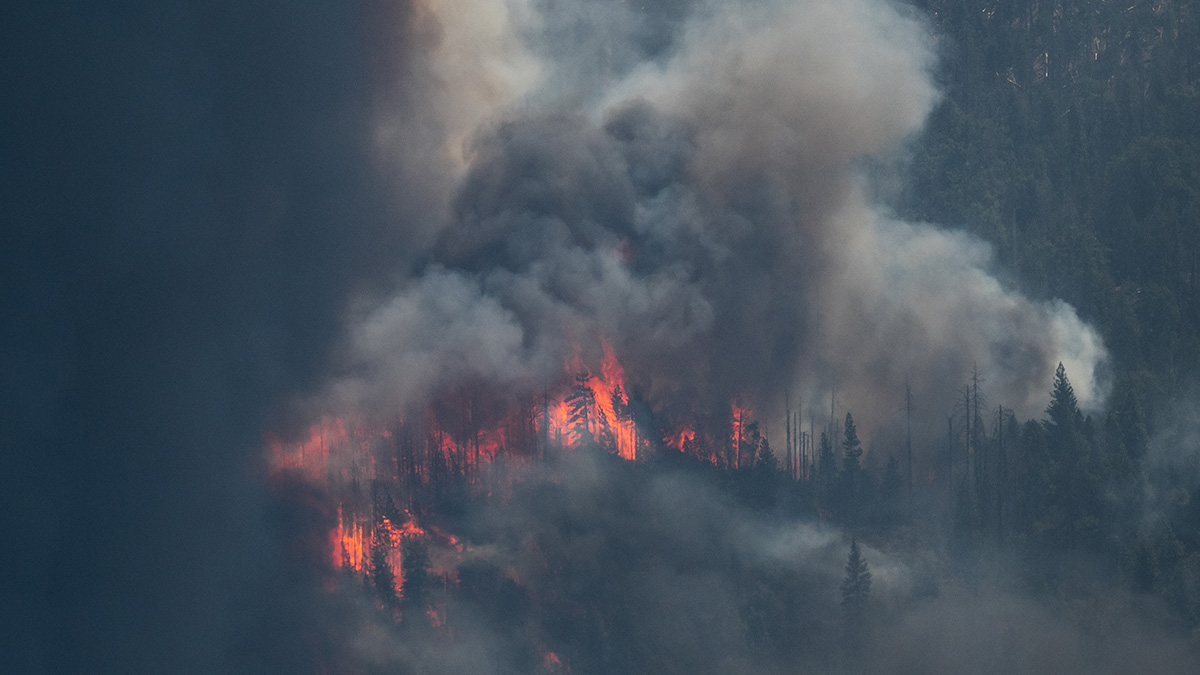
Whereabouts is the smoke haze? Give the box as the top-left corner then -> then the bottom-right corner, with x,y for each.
3,1 -> 1160,674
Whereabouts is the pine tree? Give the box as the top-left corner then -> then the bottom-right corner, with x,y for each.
1024,363 -> 1106,552
566,372 -> 593,444
370,537 -> 399,615
841,412 -> 864,524
840,537 -> 872,654
401,536 -> 432,622
841,538 -> 872,608
816,432 -> 839,515
563,370 -> 617,453
1046,362 -> 1082,431
755,436 -> 778,472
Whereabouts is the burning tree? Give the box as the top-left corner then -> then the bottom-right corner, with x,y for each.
565,371 -> 616,452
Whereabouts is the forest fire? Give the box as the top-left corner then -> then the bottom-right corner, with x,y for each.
545,340 -> 641,460
268,338 -> 756,487
267,338 -> 766,588
730,396 -> 753,469
330,506 -> 423,594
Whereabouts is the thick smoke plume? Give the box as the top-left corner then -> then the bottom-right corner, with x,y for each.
2,0 -> 1132,673
330,0 -> 1107,440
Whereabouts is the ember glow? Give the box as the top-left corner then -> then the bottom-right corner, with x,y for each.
271,336 -> 765,581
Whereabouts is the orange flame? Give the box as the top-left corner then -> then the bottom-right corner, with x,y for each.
541,339 -> 639,458
543,650 -> 565,673
329,504 -> 426,596
267,335 -> 767,589
672,428 -> 694,452
730,396 -> 753,469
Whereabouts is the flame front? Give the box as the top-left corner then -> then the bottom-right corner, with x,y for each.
269,336 -> 761,591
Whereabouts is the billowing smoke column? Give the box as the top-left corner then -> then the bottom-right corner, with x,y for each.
328,0 -> 1106,436
0,1 -> 1132,673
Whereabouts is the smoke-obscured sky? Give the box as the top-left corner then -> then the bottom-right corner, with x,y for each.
1,1 -> 1130,673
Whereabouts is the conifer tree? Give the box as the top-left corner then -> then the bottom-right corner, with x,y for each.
566,371 -> 596,445
370,537 -> 399,615
816,432 -> 839,514
841,537 -> 872,653
401,537 -> 432,622
566,371 -> 616,451
1046,362 -> 1082,431
841,413 -> 865,524
755,436 -> 778,472
841,538 -> 872,608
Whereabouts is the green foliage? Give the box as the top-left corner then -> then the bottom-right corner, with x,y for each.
895,4 -> 1200,613
901,0 -> 1200,386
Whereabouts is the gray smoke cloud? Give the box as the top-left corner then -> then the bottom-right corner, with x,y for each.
326,0 -> 1107,441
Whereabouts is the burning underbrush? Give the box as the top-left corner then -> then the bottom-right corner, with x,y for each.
264,390 -> 1200,675
267,410 -> 845,675
267,340 -> 789,600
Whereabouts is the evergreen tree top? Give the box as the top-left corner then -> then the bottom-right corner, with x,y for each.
1047,362 -> 1082,430
843,412 -> 862,463
819,431 -> 833,457
841,537 -> 872,609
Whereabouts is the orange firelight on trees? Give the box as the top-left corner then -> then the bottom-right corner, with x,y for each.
267,335 -> 760,581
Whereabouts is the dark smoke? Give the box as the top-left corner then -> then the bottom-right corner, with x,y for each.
0,0 -> 1143,674
327,0 -> 1106,441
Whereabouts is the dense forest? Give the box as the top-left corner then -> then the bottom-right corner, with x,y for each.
899,0 -> 1200,629
903,0 -> 1200,385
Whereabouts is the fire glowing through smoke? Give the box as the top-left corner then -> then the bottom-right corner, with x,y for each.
260,0 -> 1109,645
269,337 -> 769,592
547,340 -> 641,460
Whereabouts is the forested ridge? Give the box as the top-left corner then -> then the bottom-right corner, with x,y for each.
318,3 -> 1200,672
893,0 -> 1200,636
9,1 -> 1200,673
903,0 -> 1200,385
